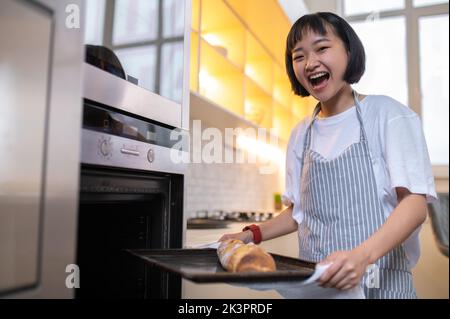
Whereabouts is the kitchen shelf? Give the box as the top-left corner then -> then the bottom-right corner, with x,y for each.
201,0 -> 245,69
273,65 -> 293,107
292,95 -> 317,120
190,0 -> 317,142
245,31 -> 273,94
244,77 -> 272,129
199,38 -> 244,116
225,0 -> 291,67
273,102 -> 293,142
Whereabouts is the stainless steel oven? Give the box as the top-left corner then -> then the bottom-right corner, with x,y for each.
77,165 -> 184,298
77,33 -> 190,298
77,0 -> 191,298
77,96 -> 188,298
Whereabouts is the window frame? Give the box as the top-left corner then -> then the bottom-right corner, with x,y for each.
103,0 -> 184,96
340,0 -> 449,178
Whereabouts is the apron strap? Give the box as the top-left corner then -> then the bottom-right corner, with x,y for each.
353,90 -> 369,143
303,90 -> 368,155
302,103 -> 321,153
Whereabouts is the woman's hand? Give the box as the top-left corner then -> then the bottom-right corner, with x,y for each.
218,231 -> 253,244
317,247 -> 371,290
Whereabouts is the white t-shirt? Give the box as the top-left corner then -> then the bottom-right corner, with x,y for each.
282,94 -> 437,268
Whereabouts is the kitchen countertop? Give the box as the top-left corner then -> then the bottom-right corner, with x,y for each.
185,222 -> 247,247
185,221 -> 298,258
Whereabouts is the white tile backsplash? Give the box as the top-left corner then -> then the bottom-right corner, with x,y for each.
185,142 -> 283,218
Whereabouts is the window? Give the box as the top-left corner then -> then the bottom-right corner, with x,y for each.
344,1 -> 449,168
84,0 -> 186,104
414,0 -> 449,7
350,17 -> 408,105
112,0 -> 158,45
419,14 -> 449,165
84,0 -> 105,45
115,46 -> 157,92
344,0 -> 404,16
161,42 -> 184,103
163,0 -> 185,37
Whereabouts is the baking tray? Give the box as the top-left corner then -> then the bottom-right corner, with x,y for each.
127,248 -> 316,283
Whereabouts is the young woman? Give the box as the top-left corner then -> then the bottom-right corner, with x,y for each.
219,12 -> 437,299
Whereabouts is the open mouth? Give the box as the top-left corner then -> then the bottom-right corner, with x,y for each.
308,72 -> 330,89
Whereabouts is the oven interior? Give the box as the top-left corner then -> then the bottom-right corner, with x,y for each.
76,165 -> 183,298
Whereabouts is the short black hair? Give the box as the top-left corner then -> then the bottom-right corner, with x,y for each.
285,12 -> 365,97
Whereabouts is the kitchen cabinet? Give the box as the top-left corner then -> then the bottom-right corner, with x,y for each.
190,0 -> 318,141
0,0 -> 52,293
0,0 -> 84,298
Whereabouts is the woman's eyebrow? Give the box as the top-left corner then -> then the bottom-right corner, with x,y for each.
292,37 -> 331,54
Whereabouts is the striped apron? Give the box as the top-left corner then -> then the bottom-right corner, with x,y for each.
298,91 -> 417,299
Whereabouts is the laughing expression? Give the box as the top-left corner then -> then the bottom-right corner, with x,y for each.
291,27 -> 350,102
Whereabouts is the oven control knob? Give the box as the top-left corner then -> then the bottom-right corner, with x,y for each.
99,138 -> 112,158
147,148 -> 154,163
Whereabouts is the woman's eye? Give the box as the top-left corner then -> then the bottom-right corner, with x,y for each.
293,55 -> 304,61
319,47 -> 328,52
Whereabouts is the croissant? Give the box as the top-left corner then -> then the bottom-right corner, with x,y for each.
217,239 -> 276,272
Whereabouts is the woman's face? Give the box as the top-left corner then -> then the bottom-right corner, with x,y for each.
291,27 -> 349,102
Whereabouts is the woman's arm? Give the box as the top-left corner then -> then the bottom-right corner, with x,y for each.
218,205 -> 298,243
359,187 -> 427,264
319,187 -> 427,290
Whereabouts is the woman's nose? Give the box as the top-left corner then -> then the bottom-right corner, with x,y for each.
305,56 -> 320,72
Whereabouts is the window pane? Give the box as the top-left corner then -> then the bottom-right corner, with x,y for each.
163,0 -> 185,38
344,0 -> 404,16
160,42 -> 184,103
414,0 -> 448,7
113,0 -> 158,45
115,46 -> 157,92
84,0 -> 105,45
419,14 -> 449,165
350,17 -> 408,105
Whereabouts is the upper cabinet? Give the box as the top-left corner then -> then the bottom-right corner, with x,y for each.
190,0 -> 317,141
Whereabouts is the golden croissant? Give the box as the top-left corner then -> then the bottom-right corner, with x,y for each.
217,239 -> 276,272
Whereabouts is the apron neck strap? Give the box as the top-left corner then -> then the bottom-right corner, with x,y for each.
303,90 -> 368,153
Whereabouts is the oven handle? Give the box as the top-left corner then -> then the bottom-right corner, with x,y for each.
120,148 -> 140,156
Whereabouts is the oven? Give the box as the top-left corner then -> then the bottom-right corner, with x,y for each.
77,165 -> 183,298
78,56 -> 189,298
